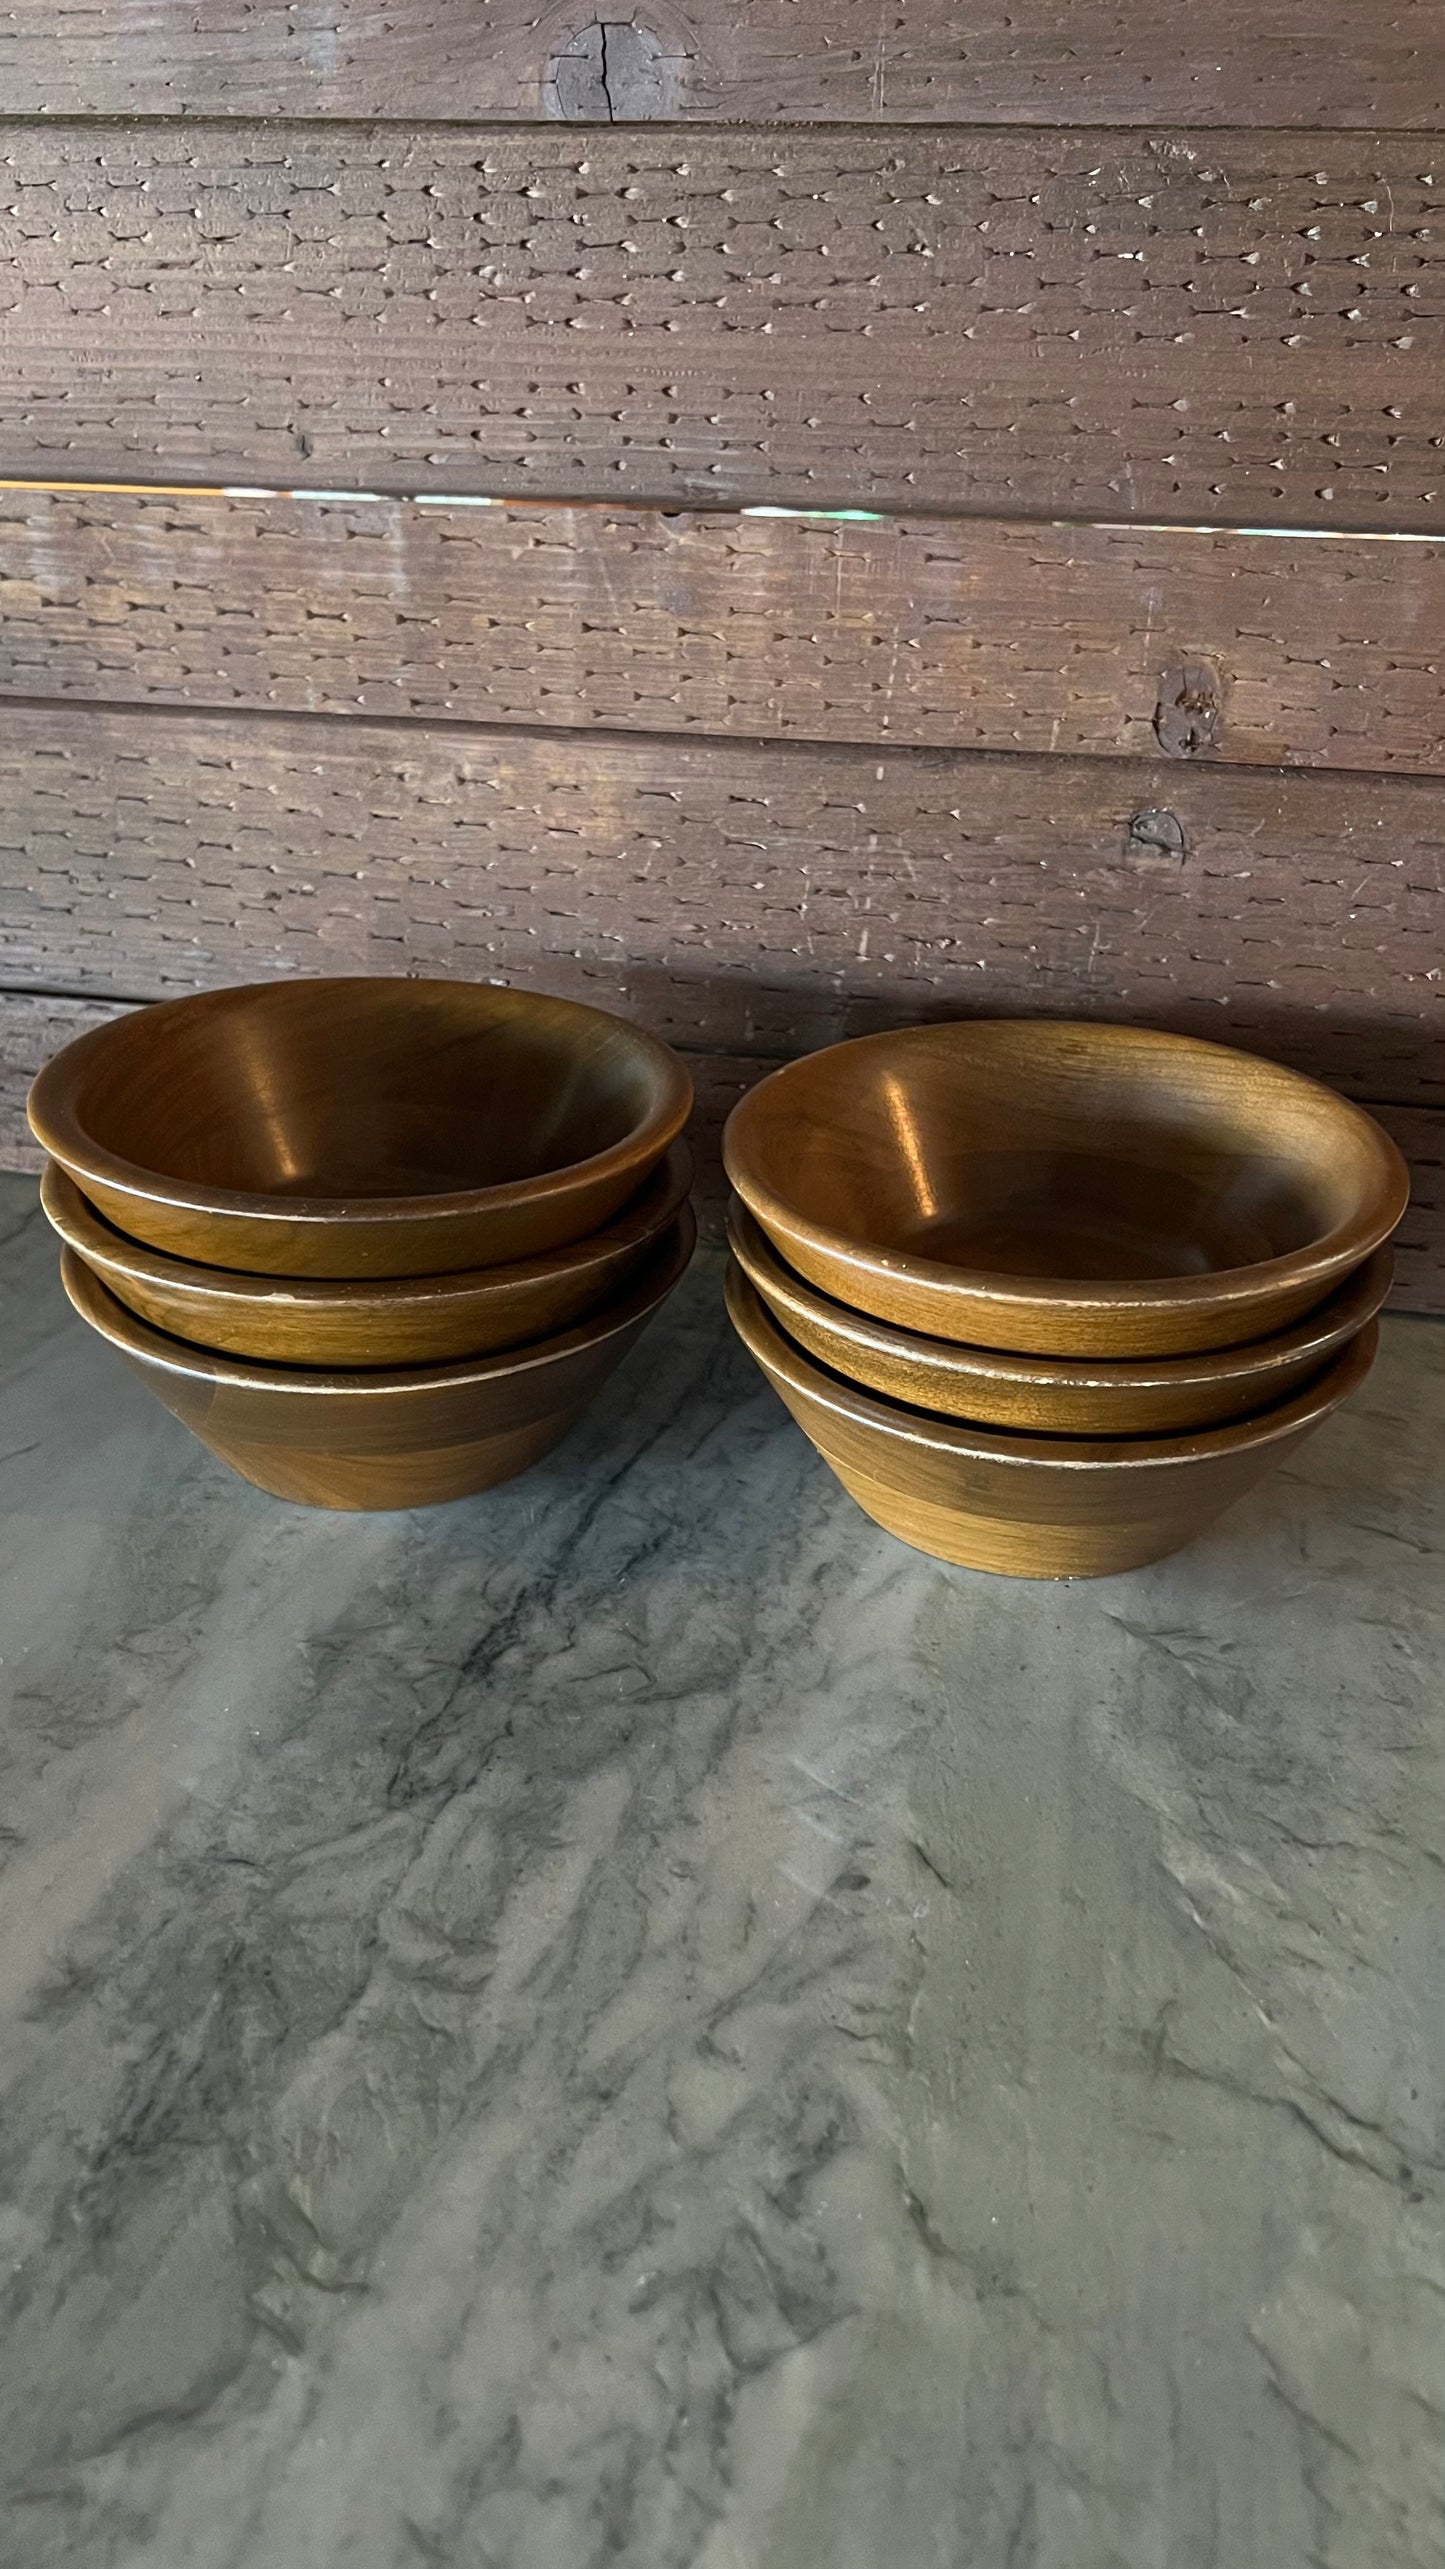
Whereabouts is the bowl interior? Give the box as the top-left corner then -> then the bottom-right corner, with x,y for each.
733,1022 -> 1388,1286
61,981 -> 672,1205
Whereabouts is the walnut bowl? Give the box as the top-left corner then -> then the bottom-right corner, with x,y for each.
728,1197 -> 1393,1437
726,1260 -> 1378,1579
42,1145 -> 691,1368
61,1210 -> 695,1510
31,978 -> 693,1279
723,1020 -> 1408,1358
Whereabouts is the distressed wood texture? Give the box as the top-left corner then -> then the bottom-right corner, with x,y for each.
2,703 -> 1440,1104
3,127 -> 1444,526
5,0 -> 1445,126
5,488 -> 1445,774
1,990 -> 1437,1308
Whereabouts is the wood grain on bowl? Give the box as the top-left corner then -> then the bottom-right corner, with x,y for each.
726,1262 -> 1379,1578
728,1199 -> 1394,1437
59,1211 -> 696,1508
724,1020 -> 1409,1357
30,979 -> 692,1279
41,1147 -> 692,1367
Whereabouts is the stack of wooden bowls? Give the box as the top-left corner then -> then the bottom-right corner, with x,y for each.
724,1020 -> 1408,1578
31,978 -> 695,1509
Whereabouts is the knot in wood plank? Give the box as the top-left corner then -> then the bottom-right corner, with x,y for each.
1125,807 -> 1189,862
547,20 -> 682,117
1155,660 -> 1224,758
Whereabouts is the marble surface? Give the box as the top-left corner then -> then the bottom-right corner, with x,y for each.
0,1168 -> 1441,2569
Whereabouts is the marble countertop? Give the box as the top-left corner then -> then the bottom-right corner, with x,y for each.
0,1170 -> 1441,2569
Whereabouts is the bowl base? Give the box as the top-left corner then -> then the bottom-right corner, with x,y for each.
827,1461 -> 1202,1579
173,1413 -> 575,1509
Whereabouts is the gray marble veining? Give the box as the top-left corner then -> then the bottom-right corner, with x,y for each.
0,1170 -> 1440,2569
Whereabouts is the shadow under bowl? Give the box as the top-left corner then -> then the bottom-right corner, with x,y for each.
43,1145 -> 692,1367
728,1197 -> 1394,1436
60,1209 -> 696,1509
723,1019 -> 1408,1357
31,977 -> 693,1278
725,1260 -> 1378,1578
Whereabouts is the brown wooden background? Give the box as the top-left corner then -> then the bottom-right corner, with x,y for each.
0,5 -> 1441,1307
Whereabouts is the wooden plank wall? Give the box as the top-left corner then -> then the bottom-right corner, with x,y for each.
6,1 -> 1445,125
2,126 -> 1444,526
5,492 -> 1445,776
0,3 -> 1440,1310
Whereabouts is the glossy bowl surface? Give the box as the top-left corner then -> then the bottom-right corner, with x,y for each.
31,978 -> 693,1278
723,1019 -> 1408,1356
43,1146 -> 691,1366
726,1261 -> 1377,1578
728,1198 -> 1393,1435
61,1209 -> 695,1509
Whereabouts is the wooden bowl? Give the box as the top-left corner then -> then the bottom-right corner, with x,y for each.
726,1261 -> 1378,1578
41,1145 -> 691,1367
723,1020 -> 1408,1357
30,978 -> 693,1279
728,1197 -> 1394,1437
59,1210 -> 696,1510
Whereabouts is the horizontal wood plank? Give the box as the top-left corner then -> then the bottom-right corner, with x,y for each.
2,991 -> 1437,1310
3,126 -> 1444,526
5,1 -> 1445,127
2,703 -> 1440,1106
4,489 -> 1445,775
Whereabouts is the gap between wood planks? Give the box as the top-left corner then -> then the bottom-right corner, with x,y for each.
2,475 -> 1443,546
4,113 -> 1443,134
8,684 -> 1445,797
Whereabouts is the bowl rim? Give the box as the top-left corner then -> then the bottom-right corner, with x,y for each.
61,1205 -> 696,1395
725,1259 -> 1378,1470
30,978 -> 694,1233
722,1021 -> 1411,1322
726,1195 -> 1395,1392
42,1143 -> 693,1311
